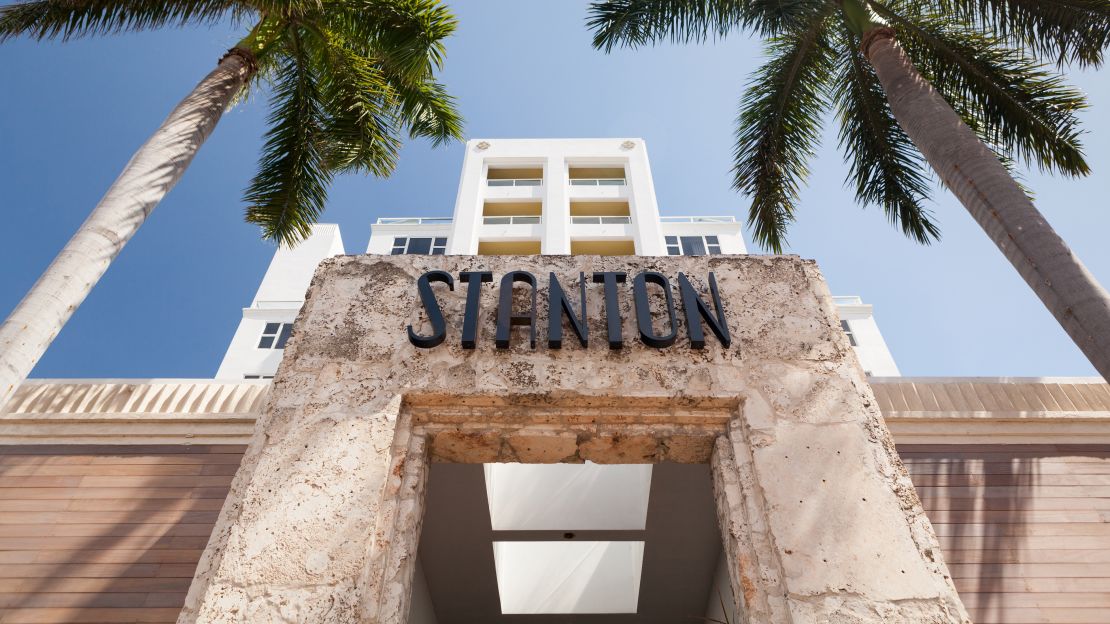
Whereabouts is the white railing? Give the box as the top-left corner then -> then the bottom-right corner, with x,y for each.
375,217 -> 453,225
571,216 -> 632,225
487,178 -> 542,187
483,216 -> 542,225
659,215 -> 736,223
832,296 -> 864,306
570,178 -> 626,187
253,300 -> 303,309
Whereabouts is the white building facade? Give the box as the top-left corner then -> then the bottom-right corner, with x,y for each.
218,138 -> 899,380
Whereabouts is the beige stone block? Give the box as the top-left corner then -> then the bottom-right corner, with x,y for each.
506,430 -> 578,463
578,434 -> 660,464
663,434 -> 716,463
429,429 -> 502,463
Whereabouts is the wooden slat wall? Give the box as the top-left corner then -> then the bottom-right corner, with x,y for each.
2,443 -> 1108,623
0,445 -> 244,624
901,444 -> 1110,624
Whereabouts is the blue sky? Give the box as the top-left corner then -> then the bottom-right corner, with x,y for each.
1,0 -> 1108,379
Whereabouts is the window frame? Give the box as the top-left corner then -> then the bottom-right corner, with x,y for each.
391,236 -> 448,255
258,322 -> 294,350
664,235 -> 722,256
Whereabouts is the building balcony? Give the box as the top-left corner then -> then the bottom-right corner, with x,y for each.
485,181 -> 544,201
568,183 -> 628,201
480,217 -> 543,240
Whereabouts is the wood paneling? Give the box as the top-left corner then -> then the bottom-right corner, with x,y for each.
0,445 -> 244,624
2,442 -> 1107,623
902,444 -> 1110,624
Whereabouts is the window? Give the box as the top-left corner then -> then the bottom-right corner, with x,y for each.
390,237 -> 447,255
841,320 -> 857,346
258,323 -> 293,349
665,235 -> 721,256
244,375 -> 274,380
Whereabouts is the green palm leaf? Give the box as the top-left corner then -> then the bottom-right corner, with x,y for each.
877,3 -> 1089,176
0,0 -> 237,41
931,0 -> 1110,66
833,27 -> 939,243
733,8 -> 837,253
244,30 -> 333,246
587,0 -> 822,51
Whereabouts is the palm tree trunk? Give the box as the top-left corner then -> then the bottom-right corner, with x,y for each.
0,49 -> 255,411
863,27 -> 1110,380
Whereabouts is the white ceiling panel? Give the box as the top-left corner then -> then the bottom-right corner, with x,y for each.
484,462 -> 652,530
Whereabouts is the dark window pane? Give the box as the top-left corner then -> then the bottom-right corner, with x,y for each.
841,320 -> 857,346
393,237 -> 406,246
434,238 -> 447,246
391,248 -> 405,255
680,236 -> 707,256
258,336 -> 274,349
664,236 -> 678,244
263,323 -> 280,335
705,236 -> 719,244
432,248 -> 445,255
276,324 -> 294,349
407,238 -> 432,255
667,246 -> 681,256
708,245 -> 722,255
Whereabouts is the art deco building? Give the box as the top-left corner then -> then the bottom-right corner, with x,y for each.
1,139 -> 1107,624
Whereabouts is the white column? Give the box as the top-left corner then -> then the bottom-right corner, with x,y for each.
542,155 -> 570,255
626,141 -> 666,255
448,141 -> 486,255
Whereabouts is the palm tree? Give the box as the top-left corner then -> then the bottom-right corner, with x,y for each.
588,0 -> 1110,380
0,0 -> 463,410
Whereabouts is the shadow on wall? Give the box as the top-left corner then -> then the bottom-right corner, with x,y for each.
0,445 -> 244,623
900,444 -> 1110,624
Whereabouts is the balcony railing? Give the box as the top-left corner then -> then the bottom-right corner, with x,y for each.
832,296 -> 864,306
570,178 -> 626,187
483,216 -> 542,225
570,216 -> 632,225
659,216 -> 736,223
487,179 -> 542,187
375,217 -> 453,225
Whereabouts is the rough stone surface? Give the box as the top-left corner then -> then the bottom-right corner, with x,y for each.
181,255 -> 969,623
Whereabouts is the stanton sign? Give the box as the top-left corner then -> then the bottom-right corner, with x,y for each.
407,270 -> 731,350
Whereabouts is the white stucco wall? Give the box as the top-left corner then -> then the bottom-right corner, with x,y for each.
215,225 -> 345,379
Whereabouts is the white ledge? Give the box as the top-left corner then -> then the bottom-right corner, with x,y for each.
2,378 -> 1108,446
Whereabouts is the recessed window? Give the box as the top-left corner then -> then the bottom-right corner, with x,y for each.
258,323 -> 293,349
243,374 -> 274,380
391,237 -> 447,255
665,235 -> 721,256
492,541 -> 644,614
485,463 -> 651,530
841,320 -> 858,346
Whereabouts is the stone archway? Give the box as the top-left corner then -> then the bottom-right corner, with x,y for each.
179,255 -> 968,623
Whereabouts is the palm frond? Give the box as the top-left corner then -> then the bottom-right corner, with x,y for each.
586,0 -> 821,51
833,28 -> 939,243
307,26 -> 403,176
876,3 -> 1090,176
0,0 -> 238,42
394,78 -> 463,147
325,0 -> 456,79
928,0 -> 1110,67
244,29 -> 332,246
733,8 -> 837,253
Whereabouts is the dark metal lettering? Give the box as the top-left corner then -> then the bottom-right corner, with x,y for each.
407,271 -> 454,348
548,272 -> 588,349
632,271 -> 677,349
591,272 -> 627,349
459,271 -> 493,349
496,271 -> 538,349
677,272 -> 731,348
